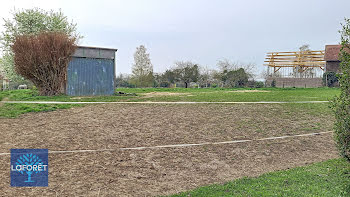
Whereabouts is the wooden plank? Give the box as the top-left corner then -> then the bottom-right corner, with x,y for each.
265,61 -> 326,63
266,54 -> 324,56
265,62 -> 325,65
264,62 -> 325,64
266,58 -> 324,60
267,50 -> 324,54
264,65 -> 325,68
264,64 -> 325,68
265,57 -> 324,60
265,58 -> 325,60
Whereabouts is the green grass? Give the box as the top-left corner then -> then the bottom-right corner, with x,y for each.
119,87 -> 340,102
0,87 -> 340,102
0,103 -> 83,118
0,89 -> 136,102
168,158 -> 350,197
0,87 -> 340,117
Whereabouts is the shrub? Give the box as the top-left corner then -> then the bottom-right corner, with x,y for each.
12,32 -> 76,96
255,81 -> 264,88
271,79 -> 276,87
159,81 -> 170,88
331,18 -> 350,161
323,72 -> 338,87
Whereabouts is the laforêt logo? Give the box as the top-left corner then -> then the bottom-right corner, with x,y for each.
10,149 -> 48,187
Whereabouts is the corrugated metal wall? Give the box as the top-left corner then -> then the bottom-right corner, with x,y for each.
66,57 -> 115,96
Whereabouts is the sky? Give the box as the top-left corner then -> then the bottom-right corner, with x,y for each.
1,0 -> 350,78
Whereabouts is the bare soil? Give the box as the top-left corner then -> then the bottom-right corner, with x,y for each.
0,104 -> 338,196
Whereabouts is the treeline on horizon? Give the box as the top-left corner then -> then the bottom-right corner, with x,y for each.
117,45 -> 264,89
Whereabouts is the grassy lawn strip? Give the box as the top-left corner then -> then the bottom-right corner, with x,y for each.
0,103 -> 83,118
0,89 -> 136,102
0,88 -> 340,102
168,159 -> 350,197
0,88 -> 339,118
119,87 -> 340,102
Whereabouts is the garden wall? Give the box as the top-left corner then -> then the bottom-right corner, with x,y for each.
266,77 -> 323,88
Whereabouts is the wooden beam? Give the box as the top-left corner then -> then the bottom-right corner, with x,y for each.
264,64 -> 325,68
267,50 -> 325,54
265,62 -> 325,65
267,54 -> 324,56
274,67 -> 281,73
265,57 -> 324,60
264,59 -> 325,62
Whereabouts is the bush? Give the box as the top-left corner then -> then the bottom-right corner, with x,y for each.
271,79 -> 276,87
12,32 -> 76,96
323,72 -> 338,87
159,81 -> 170,88
255,81 -> 264,88
332,18 -> 350,161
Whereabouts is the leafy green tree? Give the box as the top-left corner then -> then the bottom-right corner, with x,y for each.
0,8 -> 80,81
216,59 -> 255,87
331,18 -> 350,161
155,70 -> 176,87
173,61 -> 199,88
163,69 -> 177,84
115,74 -> 135,88
226,68 -> 249,88
131,45 -> 154,87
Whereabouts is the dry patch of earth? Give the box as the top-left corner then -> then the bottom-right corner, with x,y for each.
0,104 -> 337,196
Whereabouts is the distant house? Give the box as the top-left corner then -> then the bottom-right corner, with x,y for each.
324,45 -> 341,73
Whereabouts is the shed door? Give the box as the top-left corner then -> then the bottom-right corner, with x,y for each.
67,57 -> 115,96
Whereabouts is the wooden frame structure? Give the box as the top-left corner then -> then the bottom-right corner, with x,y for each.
264,50 -> 326,74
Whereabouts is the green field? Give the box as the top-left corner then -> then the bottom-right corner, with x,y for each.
0,103 -> 83,118
0,87 -> 340,102
118,87 -> 340,102
0,87 -> 340,118
168,159 -> 350,197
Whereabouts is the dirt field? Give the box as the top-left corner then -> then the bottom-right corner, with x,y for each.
0,104 -> 339,196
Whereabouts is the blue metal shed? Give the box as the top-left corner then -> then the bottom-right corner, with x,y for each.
66,46 -> 117,96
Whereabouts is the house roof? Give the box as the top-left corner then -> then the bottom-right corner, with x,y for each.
325,45 -> 341,61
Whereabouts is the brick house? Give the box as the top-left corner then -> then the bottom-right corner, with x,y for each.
324,45 -> 341,73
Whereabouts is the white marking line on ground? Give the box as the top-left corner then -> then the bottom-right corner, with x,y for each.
1,101 -> 329,104
0,131 -> 333,156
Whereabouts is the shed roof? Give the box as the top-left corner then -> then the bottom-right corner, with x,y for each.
325,45 -> 341,61
77,45 -> 118,51
72,46 -> 118,60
